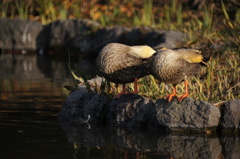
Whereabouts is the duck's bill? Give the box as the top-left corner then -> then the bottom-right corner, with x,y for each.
201,61 -> 209,67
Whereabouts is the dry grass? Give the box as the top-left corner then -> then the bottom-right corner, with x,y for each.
1,0 -> 239,102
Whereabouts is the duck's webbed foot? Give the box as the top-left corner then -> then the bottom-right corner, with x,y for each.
115,84 -> 127,98
166,84 -> 177,102
177,93 -> 189,102
177,80 -> 189,102
166,93 -> 177,102
131,78 -> 139,94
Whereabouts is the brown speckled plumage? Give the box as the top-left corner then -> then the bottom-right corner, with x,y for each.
97,43 -> 156,84
151,48 -> 205,84
150,47 -> 213,102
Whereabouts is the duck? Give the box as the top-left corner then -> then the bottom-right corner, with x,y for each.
96,43 -> 156,98
150,46 -> 213,102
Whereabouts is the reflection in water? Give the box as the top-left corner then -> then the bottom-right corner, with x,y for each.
0,53 -> 240,159
0,53 -> 72,83
60,123 -> 227,159
0,79 -> 73,159
0,53 -> 74,158
0,53 -> 73,124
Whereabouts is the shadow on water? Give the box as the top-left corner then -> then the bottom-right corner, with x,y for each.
0,52 -> 240,159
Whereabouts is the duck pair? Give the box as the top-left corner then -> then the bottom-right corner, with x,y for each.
96,43 -> 212,102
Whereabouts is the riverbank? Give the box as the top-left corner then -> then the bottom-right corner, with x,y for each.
59,88 -> 240,133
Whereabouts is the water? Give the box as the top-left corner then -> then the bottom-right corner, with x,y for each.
0,52 -> 240,159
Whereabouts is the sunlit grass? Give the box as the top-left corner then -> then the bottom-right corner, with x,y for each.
15,0 -> 29,19
0,0 -> 239,102
0,1 -> 9,18
133,0 -> 154,26
71,45 -> 239,103
69,48 -> 239,103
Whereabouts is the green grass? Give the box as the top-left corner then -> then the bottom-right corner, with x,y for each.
0,1 -> 9,18
133,0 -> 154,26
15,0 -> 29,19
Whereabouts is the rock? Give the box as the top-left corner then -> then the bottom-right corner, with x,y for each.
45,19 -> 101,53
0,18 -> 44,50
0,19 -> 187,55
107,94 -> 156,129
156,97 -> 220,131
124,27 -> 147,45
91,26 -> 131,54
220,99 -> 240,129
157,135 -> 222,159
85,26 -> 187,55
59,89 -> 224,132
220,136 -> 240,159
58,89 -> 110,124
123,27 -> 187,48
83,92 -> 110,123
146,30 -> 187,48
78,77 -> 105,91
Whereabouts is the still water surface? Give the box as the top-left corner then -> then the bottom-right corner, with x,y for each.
0,53 -> 239,159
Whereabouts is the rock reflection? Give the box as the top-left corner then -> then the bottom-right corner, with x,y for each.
157,135 -> 221,159
0,53 -> 70,82
221,136 -> 240,159
59,123 -> 226,159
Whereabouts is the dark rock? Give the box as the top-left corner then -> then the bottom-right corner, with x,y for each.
220,136 -> 240,159
45,19 -> 100,53
124,27 -> 146,45
220,99 -> 240,129
156,97 -> 220,130
146,30 -> 187,48
0,19 -> 187,55
107,94 -> 156,129
157,135 -> 222,159
124,27 -> 187,48
83,92 -> 110,123
0,18 -> 44,50
59,89 -> 110,124
78,77 -> 105,91
59,89 -> 223,131
92,26 -> 131,54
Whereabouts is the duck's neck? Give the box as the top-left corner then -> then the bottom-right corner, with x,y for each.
130,46 -> 156,58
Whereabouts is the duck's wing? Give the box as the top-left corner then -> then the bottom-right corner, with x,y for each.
174,54 -> 203,78
184,62 -> 203,76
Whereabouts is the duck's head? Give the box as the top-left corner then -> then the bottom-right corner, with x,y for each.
181,49 -> 209,67
130,45 -> 156,58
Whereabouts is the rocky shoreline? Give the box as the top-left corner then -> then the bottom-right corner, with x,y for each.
59,88 -> 240,133
1,18 -> 238,133
0,18 -> 187,56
